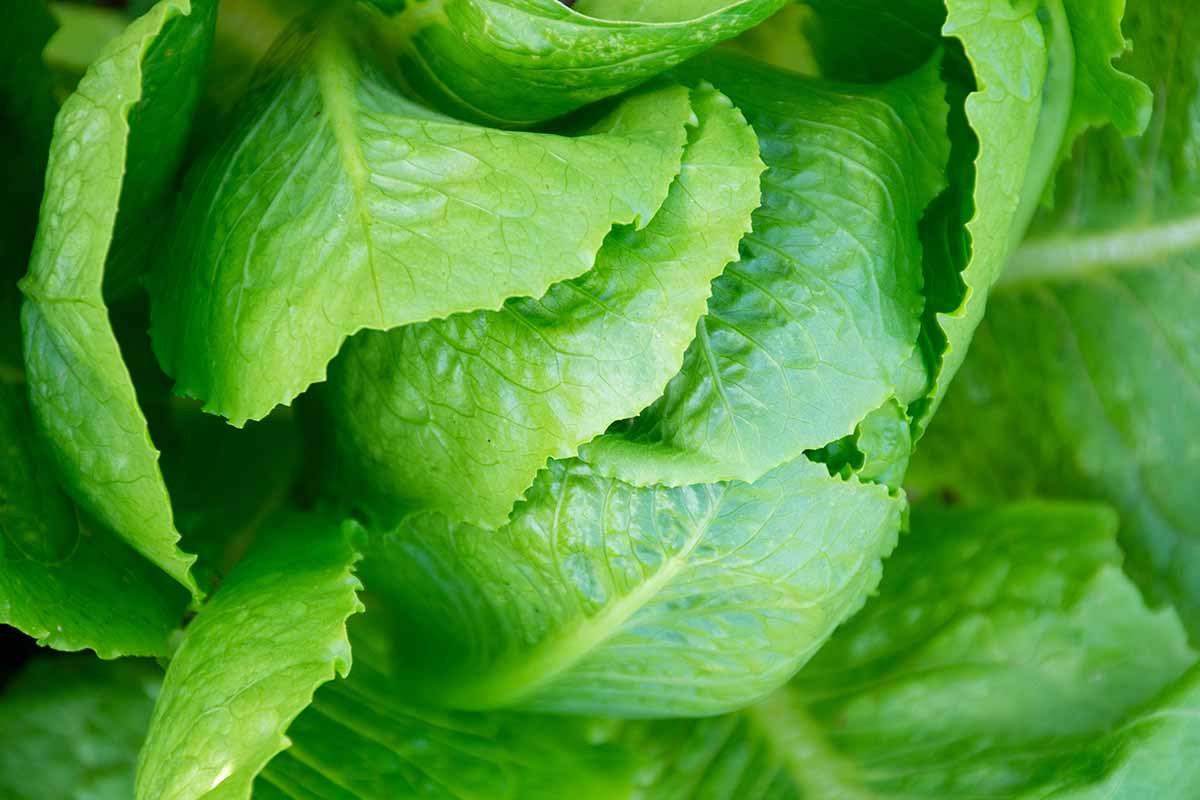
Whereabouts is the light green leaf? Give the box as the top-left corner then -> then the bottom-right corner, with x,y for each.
370,0 -> 788,126
912,0 -> 1055,430
20,0 -> 217,600
357,456 -> 902,717
0,656 -> 161,800
325,83 -> 762,528
908,0 -> 1200,634
150,11 -> 693,426
135,512 -> 362,800
584,52 -> 948,487
0,0 -> 58,279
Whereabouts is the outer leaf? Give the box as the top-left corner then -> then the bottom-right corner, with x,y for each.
151,12 -> 693,425
908,0 -> 1200,634
19,0 -> 217,599
584,52 -> 948,486
135,513 -> 363,800
371,0 -> 788,125
255,644 -> 638,800
917,0 -> 1150,428
621,503 -> 1195,799
258,503 -> 1200,799
359,456 -> 902,717
0,0 -> 58,278
2,288 -> 187,659
1043,666 -> 1200,799
326,83 -> 763,528
1056,0 -> 1153,173
0,656 -> 161,800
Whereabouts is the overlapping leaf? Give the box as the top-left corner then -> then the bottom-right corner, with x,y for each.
908,0 -> 1200,634
20,0 -> 217,599
584,52 -> 948,486
326,82 -> 763,528
151,9 -> 694,425
135,513 -> 362,800
369,0 -> 789,125
356,456 -> 901,717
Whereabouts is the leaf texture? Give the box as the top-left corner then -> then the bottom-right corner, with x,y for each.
20,0 -> 217,599
325,82 -> 763,528
357,456 -> 902,717
135,513 -> 362,800
584,51 -> 948,486
370,0 -> 789,125
151,12 -> 693,425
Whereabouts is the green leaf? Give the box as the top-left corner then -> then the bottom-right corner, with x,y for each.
800,0 -> 947,83
0,0 -> 58,279
357,456 -> 902,717
1042,665 -> 1200,799
0,656 -> 161,800
1056,0 -> 1154,175
135,512 -> 362,800
914,0 -> 1150,429
584,52 -> 948,487
325,83 -> 763,528
621,502 -> 1195,799
20,0 -> 218,600
908,0 -> 1200,634
256,647 -> 638,800
2,289 -> 187,659
911,0 -> 1055,430
263,502 -> 1199,799
42,3 -> 130,87
150,10 -> 695,426
369,0 -> 788,126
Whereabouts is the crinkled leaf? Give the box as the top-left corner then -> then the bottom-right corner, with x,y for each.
358,456 -> 902,717
0,656 -> 161,800
151,11 -> 693,425
20,0 -> 217,600
915,0 -> 1150,429
370,0 -> 788,125
135,513 -> 362,800
326,83 -> 763,528
909,0 -> 1200,634
584,52 -> 948,486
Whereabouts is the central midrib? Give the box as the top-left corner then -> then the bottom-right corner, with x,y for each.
313,30 -> 387,322
745,688 -> 876,800
1000,211 -> 1200,289
439,484 -> 726,709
